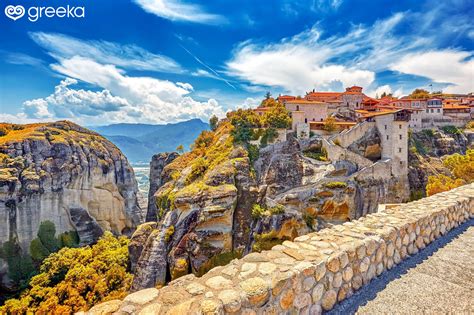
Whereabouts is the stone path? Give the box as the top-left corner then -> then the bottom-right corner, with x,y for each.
329,218 -> 474,314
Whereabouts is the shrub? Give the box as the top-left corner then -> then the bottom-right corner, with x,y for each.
0,232 -> 132,314
58,231 -> 80,248
252,230 -> 288,252
251,204 -> 266,219
165,226 -> 175,242
441,125 -> 462,135
0,126 -> 9,137
186,157 -> 208,184
324,181 -> 348,189
426,149 -> 473,196
303,213 -> 316,229
260,128 -> 278,147
247,144 -> 260,164
251,204 -> 285,219
0,240 -> 36,288
322,117 -> 338,132
303,147 -> 328,161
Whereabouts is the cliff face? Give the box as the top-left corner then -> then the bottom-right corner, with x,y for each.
131,122 -> 409,290
146,152 -> 179,222
0,121 -> 144,251
408,128 -> 472,198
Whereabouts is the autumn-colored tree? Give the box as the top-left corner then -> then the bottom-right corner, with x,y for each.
263,104 -> 291,129
426,149 -> 474,196
409,88 -> 430,99
259,97 -> 280,108
322,117 -> 338,132
176,144 -> 184,154
0,232 -> 132,314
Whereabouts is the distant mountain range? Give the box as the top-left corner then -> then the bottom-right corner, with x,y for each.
90,119 -> 209,163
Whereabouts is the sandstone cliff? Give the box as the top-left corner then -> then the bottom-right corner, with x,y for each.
0,121 -> 144,251
408,128 -> 472,199
130,120 -> 409,290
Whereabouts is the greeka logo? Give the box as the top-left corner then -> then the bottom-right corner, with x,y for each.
4,5 -> 24,20
4,3 -> 85,22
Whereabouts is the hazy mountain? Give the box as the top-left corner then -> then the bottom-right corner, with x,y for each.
91,119 -> 209,163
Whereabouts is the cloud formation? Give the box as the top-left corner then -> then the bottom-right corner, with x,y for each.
22,57 -> 224,124
30,32 -> 183,73
226,3 -> 474,95
23,78 -> 130,119
391,50 -> 474,93
133,0 -> 225,24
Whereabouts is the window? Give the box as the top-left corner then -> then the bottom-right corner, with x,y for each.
399,124 -> 402,129
384,125 -> 387,130
304,118 -> 307,123
437,109 -> 441,113
399,148 -> 402,153
400,161 -> 403,165
426,109 -> 429,113
296,105 -> 299,111
431,109 -> 434,113
399,134 -> 402,140
386,135 -> 389,140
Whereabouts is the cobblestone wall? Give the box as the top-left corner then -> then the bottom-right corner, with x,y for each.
86,183 -> 474,315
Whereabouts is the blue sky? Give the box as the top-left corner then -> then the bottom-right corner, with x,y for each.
0,0 -> 473,125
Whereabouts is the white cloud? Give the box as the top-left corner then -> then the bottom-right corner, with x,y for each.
226,5 -> 474,95
24,57 -> 224,124
238,97 -> 260,109
366,85 -> 392,98
30,32 -> 183,73
23,78 -> 130,119
391,50 -> 474,94
226,24 -> 376,94
133,0 -> 225,24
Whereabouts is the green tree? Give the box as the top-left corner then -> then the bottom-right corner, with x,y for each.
265,91 -> 271,99
209,115 -> 219,131
37,221 -> 60,253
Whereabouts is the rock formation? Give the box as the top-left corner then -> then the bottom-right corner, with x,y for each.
130,121 -> 411,290
408,128 -> 472,198
146,152 -> 179,222
0,121 -> 144,251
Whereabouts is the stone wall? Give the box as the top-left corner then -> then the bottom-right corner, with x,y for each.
86,183 -> 474,315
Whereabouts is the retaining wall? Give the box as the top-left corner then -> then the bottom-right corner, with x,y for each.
86,183 -> 474,315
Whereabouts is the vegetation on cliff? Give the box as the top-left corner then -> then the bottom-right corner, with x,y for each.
0,232 -> 131,314
426,149 -> 473,196
0,221 -> 80,292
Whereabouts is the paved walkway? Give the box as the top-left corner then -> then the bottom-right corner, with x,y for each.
329,218 -> 474,314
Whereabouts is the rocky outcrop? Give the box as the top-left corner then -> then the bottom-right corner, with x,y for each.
408,128 -> 471,198
131,124 -> 410,290
146,152 -> 179,222
0,121 -> 144,251
130,125 -> 254,290
347,127 -> 382,161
